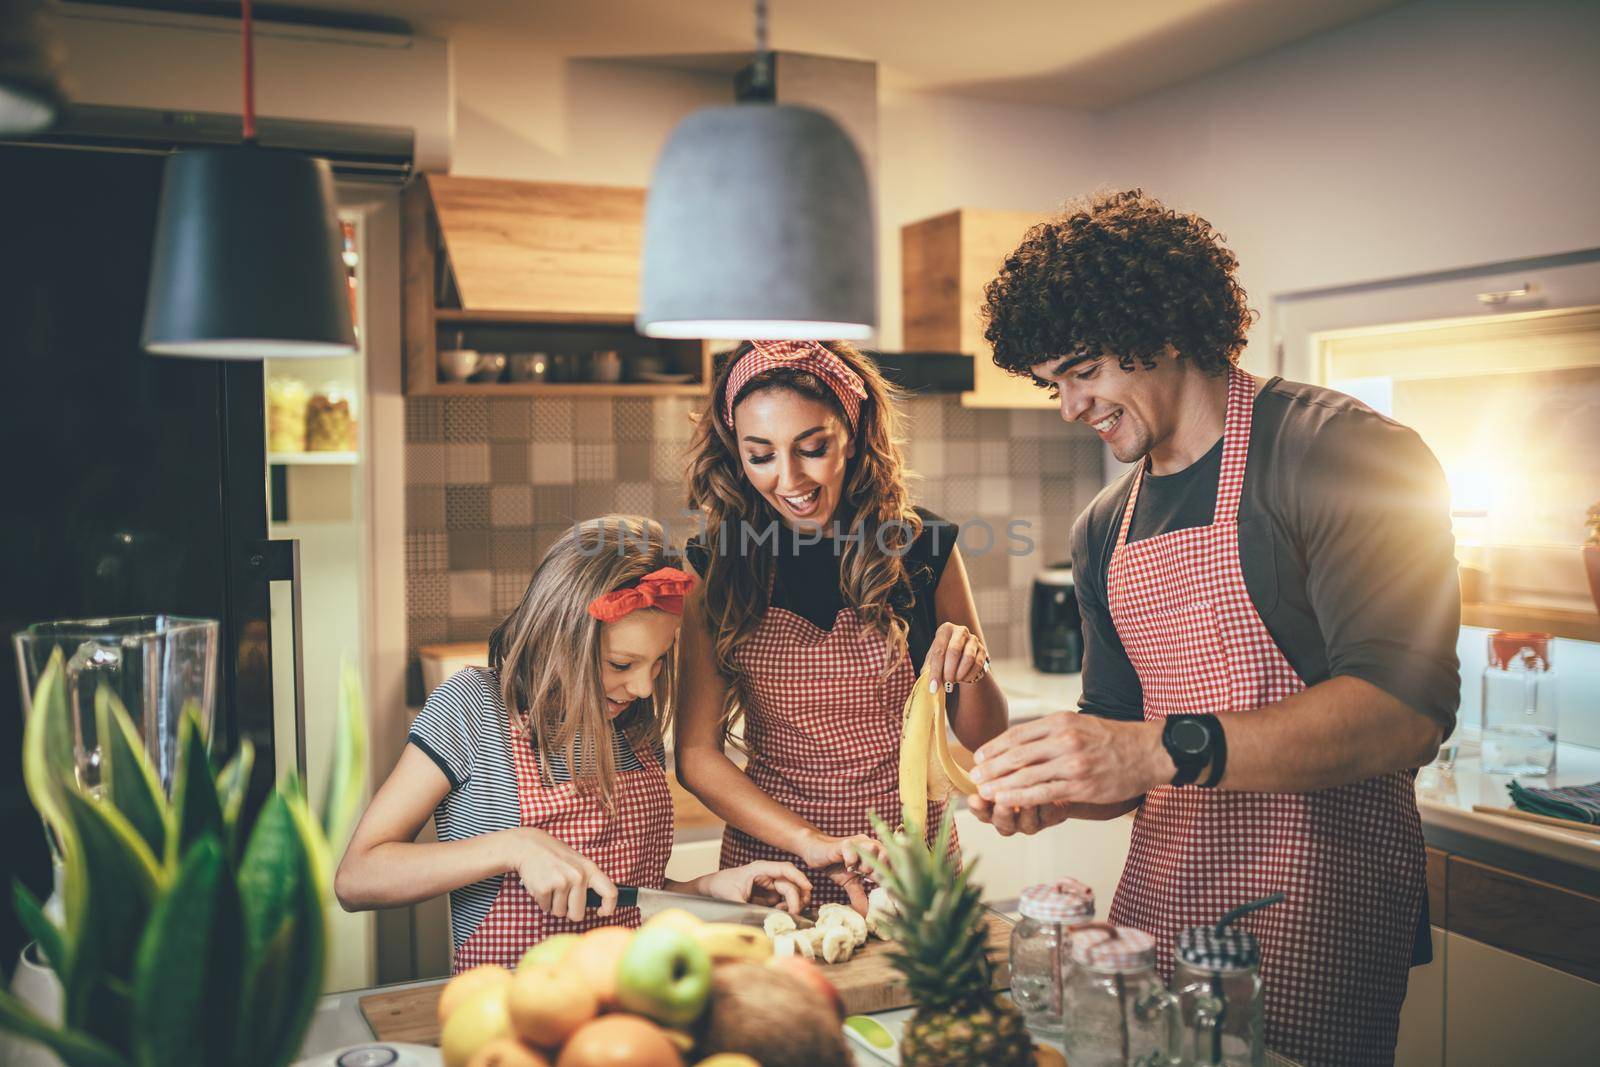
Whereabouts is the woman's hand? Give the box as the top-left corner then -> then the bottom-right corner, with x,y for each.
504,827 -> 618,920
698,861 -> 813,914
923,621 -> 990,692
795,831 -> 884,914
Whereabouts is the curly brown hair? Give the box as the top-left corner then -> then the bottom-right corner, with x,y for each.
982,189 -> 1256,382
686,341 -> 920,747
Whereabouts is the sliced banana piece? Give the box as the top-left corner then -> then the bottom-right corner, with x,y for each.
763,910 -> 797,939
817,903 -> 869,948
821,926 -> 856,964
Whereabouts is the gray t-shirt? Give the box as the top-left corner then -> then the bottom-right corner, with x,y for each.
1071,376 -> 1462,730
407,667 -> 661,950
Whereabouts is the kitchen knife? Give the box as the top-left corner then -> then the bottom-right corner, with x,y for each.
587,886 -> 814,927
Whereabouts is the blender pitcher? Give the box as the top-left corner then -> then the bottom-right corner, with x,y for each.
13,614 -> 219,797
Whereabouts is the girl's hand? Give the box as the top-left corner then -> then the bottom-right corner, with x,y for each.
699,861 -> 813,914
505,827 -> 618,920
796,831 -> 884,914
923,622 -> 990,692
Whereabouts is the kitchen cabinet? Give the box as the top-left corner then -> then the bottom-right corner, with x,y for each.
401,174 -> 711,397
1443,932 -> 1600,1065
901,207 -> 1053,409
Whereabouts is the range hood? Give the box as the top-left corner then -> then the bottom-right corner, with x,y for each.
867,350 -> 974,394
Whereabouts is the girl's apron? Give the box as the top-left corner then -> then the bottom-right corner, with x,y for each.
453,716 -> 674,972
721,605 -> 956,905
1106,365 -> 1425,1067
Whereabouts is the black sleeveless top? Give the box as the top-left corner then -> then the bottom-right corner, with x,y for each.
685,506 -> 957,666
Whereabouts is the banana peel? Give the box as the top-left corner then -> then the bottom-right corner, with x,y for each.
693,922 -> 773,963
897,669 -> 977,834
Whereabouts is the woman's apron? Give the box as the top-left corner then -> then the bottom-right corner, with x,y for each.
721,605 -> 956,905
453,717 -> 674,972
1105,365 -> 1426,1067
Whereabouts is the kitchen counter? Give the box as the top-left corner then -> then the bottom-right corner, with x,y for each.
1416,742 -> 1600,889
299,977 -> 1302,1066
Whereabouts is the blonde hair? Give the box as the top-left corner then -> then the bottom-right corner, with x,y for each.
487,515 -> 678,810
687,342 -> 920,747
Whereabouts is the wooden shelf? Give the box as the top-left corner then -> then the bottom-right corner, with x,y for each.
434,307 -> 636,326
1461,600 -> 1600,643
269,450 -> 359,466
403,174 -> 713,398
421,381 -> 709,398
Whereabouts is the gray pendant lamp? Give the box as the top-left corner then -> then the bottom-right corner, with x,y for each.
637,0 -> 875,341
0,0 -> 65,135
142,0 -> 354,359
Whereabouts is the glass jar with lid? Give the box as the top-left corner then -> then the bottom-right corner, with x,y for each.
1481,630 -> 1558,776
306,383 -> 358,452
1010,878 -> 1095,1037
1061,924 -> 1180,1067
1171,924 -> 1264,1066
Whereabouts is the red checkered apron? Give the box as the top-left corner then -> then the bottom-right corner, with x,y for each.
1105,366 -> 1425,1067
720,605 -> 957,904
452,715 -> 674,972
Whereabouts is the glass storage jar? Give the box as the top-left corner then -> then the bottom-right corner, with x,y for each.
306,384 -> 357,452
1010,878 -> 1095,1037
1062,925 -> 1180,1067
1171,925 -> 1264,1066
266,377 -> 309,453
1481,630 -> 1558,776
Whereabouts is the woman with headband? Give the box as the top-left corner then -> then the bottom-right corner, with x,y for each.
675,341 -> 1011,911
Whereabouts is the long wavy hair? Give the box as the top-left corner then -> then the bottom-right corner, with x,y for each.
687,342 -> 920,745
487,515 -> 677,810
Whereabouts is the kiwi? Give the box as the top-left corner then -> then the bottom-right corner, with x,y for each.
696,963 -> 852,1067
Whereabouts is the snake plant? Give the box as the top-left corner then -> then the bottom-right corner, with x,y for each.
0,649 -> 367,1067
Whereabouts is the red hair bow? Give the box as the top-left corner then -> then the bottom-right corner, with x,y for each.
586,567 -> 698,623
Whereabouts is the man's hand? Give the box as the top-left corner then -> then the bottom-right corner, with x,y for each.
965,794 -> 1073,836
969,712 -> 1172,808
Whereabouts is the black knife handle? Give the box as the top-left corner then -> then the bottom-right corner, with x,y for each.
587,886 -> 639,909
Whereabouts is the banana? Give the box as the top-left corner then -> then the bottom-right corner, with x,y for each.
694,922 -> 774,963
898,669 -> 977,833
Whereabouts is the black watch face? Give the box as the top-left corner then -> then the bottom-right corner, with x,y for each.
1170,718 -> 1209,755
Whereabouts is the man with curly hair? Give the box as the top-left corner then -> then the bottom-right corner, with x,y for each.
964,190 -> 1461,1067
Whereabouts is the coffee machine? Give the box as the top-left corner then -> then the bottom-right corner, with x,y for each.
1030,564 -> 1083,674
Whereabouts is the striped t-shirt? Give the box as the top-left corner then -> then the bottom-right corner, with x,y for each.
407,667 -> 662,951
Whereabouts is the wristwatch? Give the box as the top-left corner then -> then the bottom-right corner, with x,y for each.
1162,714 -> 1222,787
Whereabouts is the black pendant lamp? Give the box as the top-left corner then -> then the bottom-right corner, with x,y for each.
141,1 -> 354,359
0,0 -> 65,135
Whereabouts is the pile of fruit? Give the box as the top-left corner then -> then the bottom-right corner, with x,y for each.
436,908 -> 854,1067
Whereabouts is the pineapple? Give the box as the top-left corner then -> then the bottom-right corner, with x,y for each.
870,808 -> 1034,1066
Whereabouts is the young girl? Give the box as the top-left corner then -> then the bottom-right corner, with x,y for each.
336,515 -> 810,971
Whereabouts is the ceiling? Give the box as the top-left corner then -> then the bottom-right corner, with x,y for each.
97,0 -> 1413,109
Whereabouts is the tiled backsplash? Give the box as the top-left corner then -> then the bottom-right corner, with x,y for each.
403,392 -> 1105,703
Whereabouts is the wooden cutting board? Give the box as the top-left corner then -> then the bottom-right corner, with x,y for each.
360,912 -> 1014,1045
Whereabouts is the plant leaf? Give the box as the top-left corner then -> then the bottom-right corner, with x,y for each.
0,988 -> 131,1067
216,739 -> 255,833
233,790 -> 326,1067
57,787 -> 160,1044
95,686 -> 168,861
13,879 -> 65,977
131,836 -> 237,1067
22,650 -> 78,855
321,659 -> 368,855
168,705 -> 224,868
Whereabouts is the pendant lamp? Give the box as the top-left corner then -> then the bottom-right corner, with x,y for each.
637,0 -> 875,341
141,0 -> 354,359
0,0 -> 65,135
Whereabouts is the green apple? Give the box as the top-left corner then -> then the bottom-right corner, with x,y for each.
614,923 -> 713,1028
516,932 -> 580,974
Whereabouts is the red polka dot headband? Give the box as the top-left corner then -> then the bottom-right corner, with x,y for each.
721,340 -> 870,434
586,567 -> 698,623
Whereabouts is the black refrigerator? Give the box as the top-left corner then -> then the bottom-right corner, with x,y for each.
0,143 -> 292,970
